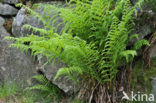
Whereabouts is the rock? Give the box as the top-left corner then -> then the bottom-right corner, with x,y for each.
0,3 -> 18,16
150,43 -> 156,58
38,58 -> 78,93
12,2 -> 76,93
12,2 -> 65,37
12,7 -> 42,37
0,23 -> 36,87
134,10 -> 155,40
1,0 -> 19,4
0,17 -> 5,26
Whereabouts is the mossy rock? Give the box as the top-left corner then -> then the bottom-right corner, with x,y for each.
132,58 -> 156,93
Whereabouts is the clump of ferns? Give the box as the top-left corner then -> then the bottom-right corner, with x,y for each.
6,0 -> 149,102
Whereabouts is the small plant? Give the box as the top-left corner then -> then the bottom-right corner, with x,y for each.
26,75 -> 65,101
0,82 -> 18,98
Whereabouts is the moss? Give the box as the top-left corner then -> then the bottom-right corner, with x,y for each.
132,58 -> 156,93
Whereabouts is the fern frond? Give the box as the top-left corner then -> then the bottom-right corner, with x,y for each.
120,50 -> 137,62
129,34 -> 139,41
54,67 -> 83,83
133,39 -> 150,50
26,85 -> 50,92
22,24 -> 49,35
32,75 -> 48,85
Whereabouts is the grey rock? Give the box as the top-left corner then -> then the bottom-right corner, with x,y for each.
150,42 -> 156,58
38,58 -> 78,93
135,24 -> 152,40
12,7 -> 42,36
150,48 -> 156,58
12,2 -> 65,37
1,0 -> 19,4
12,2 -> 76,93
0,17 -> 5,26
130,10 -> 155,44
0,24 -> 36,87
0,3 -> 18,16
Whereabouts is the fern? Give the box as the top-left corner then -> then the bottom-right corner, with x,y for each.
120,50 -> 137,62
26,75 -> 63,99
133,39 -> 150,50
6,0 -> 148,90
54,66 -> 83,83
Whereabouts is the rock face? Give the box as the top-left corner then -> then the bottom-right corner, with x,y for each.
134,10 -> 155,40
0,16 -> 36,87
11,2 -> 76,93
38,58 -> 77,93
12,2 -> 65,36
0,3 -> 18,16
1,0 -> 19,4
12,7 -> 43,37
0,17 -> 5,26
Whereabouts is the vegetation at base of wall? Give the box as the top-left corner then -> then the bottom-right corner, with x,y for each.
5,0 -> 150,102
0,82 -> 35,103
26,75 -> 65,101
149,0 -> 156,11
0,82 -> 86,103
0,81 -> 68,103
132,58 -> 156,93
0,82 -> 19,98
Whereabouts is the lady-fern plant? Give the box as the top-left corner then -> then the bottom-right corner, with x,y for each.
6,0 -> 149,102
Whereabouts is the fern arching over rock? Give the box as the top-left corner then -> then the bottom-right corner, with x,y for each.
6,0 -> 149,102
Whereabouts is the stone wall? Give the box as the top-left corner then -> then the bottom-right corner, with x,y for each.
0,0 -> 76,93
0,0 -> 156,95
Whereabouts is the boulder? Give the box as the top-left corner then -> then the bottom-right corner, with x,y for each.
150,43 -> 156,58
12,2 -> 76,93
0,3 -> 18,16
0,16 -> 36,87
1,0 -> 19,4
0,17 -> 5,26
37,58 -> 78,93
12,2 -> 65,37
12,7 -> 43,37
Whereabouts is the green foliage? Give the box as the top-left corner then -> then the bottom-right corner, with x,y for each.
0,81 -> 64,103
132,58 -> 156,94
26,75 -> 63,100
6,0 -> 148,87
133,39 -> 150,50
149,0 -> 156,12
0,82 -> 34,103
54,66 -> 83,83
0,82 -> 18,98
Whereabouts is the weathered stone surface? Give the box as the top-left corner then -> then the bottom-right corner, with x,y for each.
0,21 -> 36,87
1,0 -> 19,4
134,10 -> 155,40
12,7 -> 43,37
0,17 -> 5,26
12,2 -> 76,93
37,58 -> 78,93
12,2 -> 65,37
0,3 -> 18,16
150,43 -> 156,58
